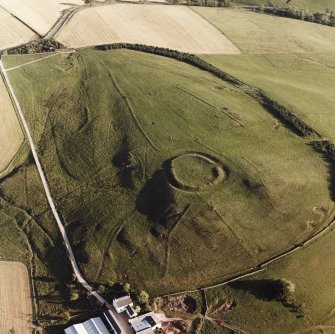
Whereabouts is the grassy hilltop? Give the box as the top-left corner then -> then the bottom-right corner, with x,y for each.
3,48 -> 332,296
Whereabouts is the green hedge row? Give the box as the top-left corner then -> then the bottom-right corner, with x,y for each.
6,39 -> 65,55
311,140 -> 335,161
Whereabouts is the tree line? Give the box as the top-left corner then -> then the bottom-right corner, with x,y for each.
259,6 -> 335,27
168,0 -> 232,6
4,39 -> 65,55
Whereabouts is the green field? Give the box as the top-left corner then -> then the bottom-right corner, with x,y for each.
203,226 -> 335,333
201,53 -> 335,141
234,0 -> 335,12
193,7 -> 335,54
3,48 -> 332,297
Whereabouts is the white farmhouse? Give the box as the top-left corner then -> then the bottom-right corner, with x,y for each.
113,295 -> 137,318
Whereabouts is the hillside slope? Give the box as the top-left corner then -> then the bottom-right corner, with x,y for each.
4,49 -> 332,294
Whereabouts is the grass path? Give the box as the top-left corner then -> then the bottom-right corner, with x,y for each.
5,51 -> 71,71
94,55 -> 160,151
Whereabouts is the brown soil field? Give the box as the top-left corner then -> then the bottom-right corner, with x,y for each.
0,0 -> 83,36
0,262 -> 32,334
0,7 -> 36,50
0,76 -> 24,173
55,4 -> 240,54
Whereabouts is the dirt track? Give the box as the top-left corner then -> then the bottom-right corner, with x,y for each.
0,57 -> 111,310
0,261 -> 32,334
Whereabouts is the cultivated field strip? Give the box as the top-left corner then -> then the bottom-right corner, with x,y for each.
0,262 -> 32,334
0,0 -> 83,36
0,75 -> 24,173
0,7 -> 36,51
55,4 -> 240,54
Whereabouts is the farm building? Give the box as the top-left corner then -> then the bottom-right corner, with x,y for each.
64,317 -> 110,334
128,312 -> 161,333
103,310 -> 126,334
113,295 -> 137,318
133,329 -> 155,334
64,296 -> 161,334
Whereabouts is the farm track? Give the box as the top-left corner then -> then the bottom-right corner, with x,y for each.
163,204 -> 192,276
161,209 -> 335,299
176,85 -> 244,127
5,51 -> 71,71
95,209 -> 136,281
45,6 -> 82,39
0,59 -> 112,309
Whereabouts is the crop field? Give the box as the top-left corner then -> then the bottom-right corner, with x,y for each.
0,262 -> 32,334
0,0 -> 83,36
201,53 -> 335,141
55,4 -> 240,54
193,7 -> 335,54
0,75 -> 24,173
3,48 -> 332,296
0,7 -> 36,51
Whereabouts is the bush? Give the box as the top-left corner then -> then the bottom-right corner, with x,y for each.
138,290 -> 149,304
97,284 -> 106,294
123,282 -> 131,293
70,291 -> 80,301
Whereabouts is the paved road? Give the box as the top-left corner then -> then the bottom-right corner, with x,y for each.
0,59 -> 110,308
45,6 -> 80,39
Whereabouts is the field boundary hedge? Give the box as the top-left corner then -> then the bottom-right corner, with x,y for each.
3,39 -> 66,55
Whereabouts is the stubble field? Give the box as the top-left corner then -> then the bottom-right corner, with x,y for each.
0,0 -> 83,36
0,75 -> 24,173
0,262 -> 32,334
55,4 -> 240,54
0,7 -> 36,50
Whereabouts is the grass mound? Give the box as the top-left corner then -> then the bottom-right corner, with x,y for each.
167,153 -> 225,191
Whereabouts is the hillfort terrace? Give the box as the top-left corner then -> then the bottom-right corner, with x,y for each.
65,296 -> 161,334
